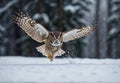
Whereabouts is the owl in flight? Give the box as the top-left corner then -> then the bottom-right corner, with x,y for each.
13,11 -> 95,61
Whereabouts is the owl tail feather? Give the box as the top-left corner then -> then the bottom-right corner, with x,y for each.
36,44 -> 65,57
36,44 -> 48,57
54,49 -> 65,57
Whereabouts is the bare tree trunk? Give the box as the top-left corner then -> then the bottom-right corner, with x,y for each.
107,0 -> 112,58
38,0 -> 44,13
98,0 -> 108,58
38,0 -> 44,24
116,38 -> 120,58
111,40 -> 117,58
19,0 -> 24,8
95,0 -> 108,58
57,0 -> 64,31
95,0 -> 100,58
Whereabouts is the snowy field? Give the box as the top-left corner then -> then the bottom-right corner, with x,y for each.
0,57 -> 120,83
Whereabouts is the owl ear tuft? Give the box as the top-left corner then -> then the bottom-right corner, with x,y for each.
60,32 -> 63,37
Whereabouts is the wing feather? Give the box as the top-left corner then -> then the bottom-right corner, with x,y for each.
13,11 -> 49,42
63,25 -> 96,42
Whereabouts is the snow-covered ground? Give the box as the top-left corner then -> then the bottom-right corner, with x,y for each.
0,56 -> 120,83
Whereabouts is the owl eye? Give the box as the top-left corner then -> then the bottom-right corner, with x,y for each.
59,32 -> 63,37
50,40 -> 53,43
50,33 -> 54,37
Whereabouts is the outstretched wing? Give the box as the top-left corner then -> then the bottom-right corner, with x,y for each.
13,11 -> 49,42
63,25 -> 96,42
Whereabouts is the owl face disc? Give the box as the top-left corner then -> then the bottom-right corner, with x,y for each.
50,39 -> 63,46
49,32 -> 63,46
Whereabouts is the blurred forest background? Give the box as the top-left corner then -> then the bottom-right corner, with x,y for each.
0,0 -> 120,58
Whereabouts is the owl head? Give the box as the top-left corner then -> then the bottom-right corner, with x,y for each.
48,31 -> 63,46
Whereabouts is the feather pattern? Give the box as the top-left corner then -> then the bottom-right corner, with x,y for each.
63,25 -> 96,42
13,11 -> 49,42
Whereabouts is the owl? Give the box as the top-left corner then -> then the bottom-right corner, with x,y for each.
13,11 -> 96,61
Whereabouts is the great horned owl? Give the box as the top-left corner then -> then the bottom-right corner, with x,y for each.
13,11 -> 96,61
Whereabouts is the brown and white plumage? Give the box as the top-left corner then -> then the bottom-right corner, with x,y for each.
13,11 -> 96,61
13,11 -> 49,42
63,25 -> 95,42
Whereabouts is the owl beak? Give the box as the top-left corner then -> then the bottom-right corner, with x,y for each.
54,40 -> 60,44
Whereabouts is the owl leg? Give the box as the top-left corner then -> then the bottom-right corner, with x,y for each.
47,51 -> 54,61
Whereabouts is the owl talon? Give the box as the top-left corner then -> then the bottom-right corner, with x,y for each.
47,51 -> 54,61
48,55 -> 54,61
